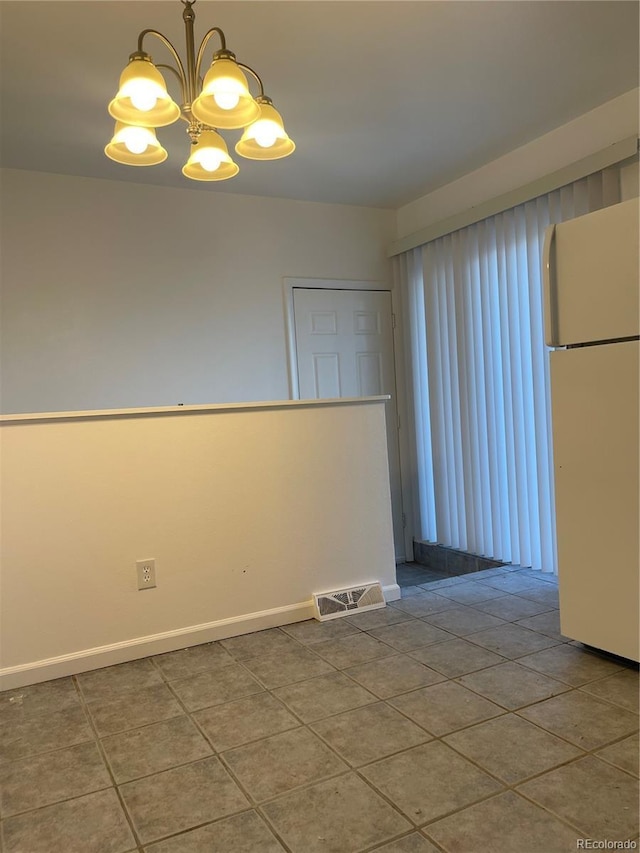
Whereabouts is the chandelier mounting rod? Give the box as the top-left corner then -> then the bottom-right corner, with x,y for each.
134,0 -> 233,110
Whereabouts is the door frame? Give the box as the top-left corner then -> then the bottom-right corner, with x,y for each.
283,276 -> 414,561
283,277 -> 392,400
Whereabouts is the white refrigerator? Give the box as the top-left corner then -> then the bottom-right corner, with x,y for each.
543,198 -> 639,662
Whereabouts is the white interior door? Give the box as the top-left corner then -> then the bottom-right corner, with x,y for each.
293,287 -> 405,560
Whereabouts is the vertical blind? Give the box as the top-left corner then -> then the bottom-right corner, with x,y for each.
395,167 -> 621,572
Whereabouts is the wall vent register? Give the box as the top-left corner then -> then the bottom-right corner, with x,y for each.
313,582 -> 385,621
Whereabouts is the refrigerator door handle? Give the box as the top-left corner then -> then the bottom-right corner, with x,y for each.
543,224 -> 558,346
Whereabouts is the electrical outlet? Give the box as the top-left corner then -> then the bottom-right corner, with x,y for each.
136,558 -> 156,590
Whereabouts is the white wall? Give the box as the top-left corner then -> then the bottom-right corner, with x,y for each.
3,93 -> 636,417
396,89 -> 640,240
0,169 -> 395,414
621,157 -> 640,200
0,399 -> 398,688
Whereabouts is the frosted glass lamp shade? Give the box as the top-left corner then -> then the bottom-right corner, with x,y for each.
108,58 -> 180,127
182,129 -> 239,181
191,58 -> 260,129
235,101 -> 295,160
104,122 -> 167,165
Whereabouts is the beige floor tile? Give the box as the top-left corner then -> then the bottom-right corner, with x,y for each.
410,637 -> 506,677
86,684 -> 183,736
474,594 -> 553,621
170,663 -> 263,712
101,715 -> 212,783
444,713 -> 583,783
596,733 -> 640,777
5,605 -> 635,853
466,623 -> 559,658
389,593 -> 459,617
518,690 -> 639,750
389,681 -> 504,736
221,727 -> 347,801
343,607 -> 415,630
373,835 -> 440,852
152,642 -> 235,680
515,609 -> 566,641
518,644 -> 625,686
311,702 -> 431,766
193,692 -> 299,752
219,628 -> 300,661
0,788 -> 135,853
421,606 -> 506,636
312,633 -> 396,668
76,658 -> 163,702
580,668 -> 639,713
119,756 -> 248,843
361,741 -> 502,824
457,661 -> 570,710
424,790 -> 579,853
0,678 -> 79,722
366,621 -> 453,652
0,705 -> 93,764
0,741 -> 110,817
516,568 -> 558,582
344,654 -> 445,699
515,586 -> 560,607
433,581 -> 505,605
242,645 -> 334,689
144,810 -> 286,852
475,573 -> 548,595
280,618 -> 361,644
518,755 -> 639,838
400,585 -> 428,597
273,671 -> 377,722
262,772 -> 411,853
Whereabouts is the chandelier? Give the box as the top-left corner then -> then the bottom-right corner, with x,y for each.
104,0 -> 295,181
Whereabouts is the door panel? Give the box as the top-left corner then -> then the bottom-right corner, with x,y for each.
313,353 -> 341,398
354,311 -> 380,335
357,352 -> 383,396
293,287 -> 404,560
310,311 -> 338,335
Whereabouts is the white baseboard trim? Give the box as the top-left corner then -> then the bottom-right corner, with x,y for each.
1,583 -> 401,691
0,600 -> 314,691
384,582 -> 401,602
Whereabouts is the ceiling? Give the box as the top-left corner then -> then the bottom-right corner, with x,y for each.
1,1 -> 638,209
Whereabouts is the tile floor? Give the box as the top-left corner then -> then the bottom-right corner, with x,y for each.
0,564 -> 638,853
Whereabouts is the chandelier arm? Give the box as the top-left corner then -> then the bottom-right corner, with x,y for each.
156,62 -> 190,119
237,62 -> 265,98
136,29 -> 188,100
194,28 -> 227,84
156,63 -> 184,87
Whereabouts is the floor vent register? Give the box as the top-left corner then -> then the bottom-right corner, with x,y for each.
313,582 -> 385,621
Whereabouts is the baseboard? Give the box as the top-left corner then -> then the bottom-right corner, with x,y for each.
0,601 -> 314,691
383,582 -> 401,602
0,583 -> 401,691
